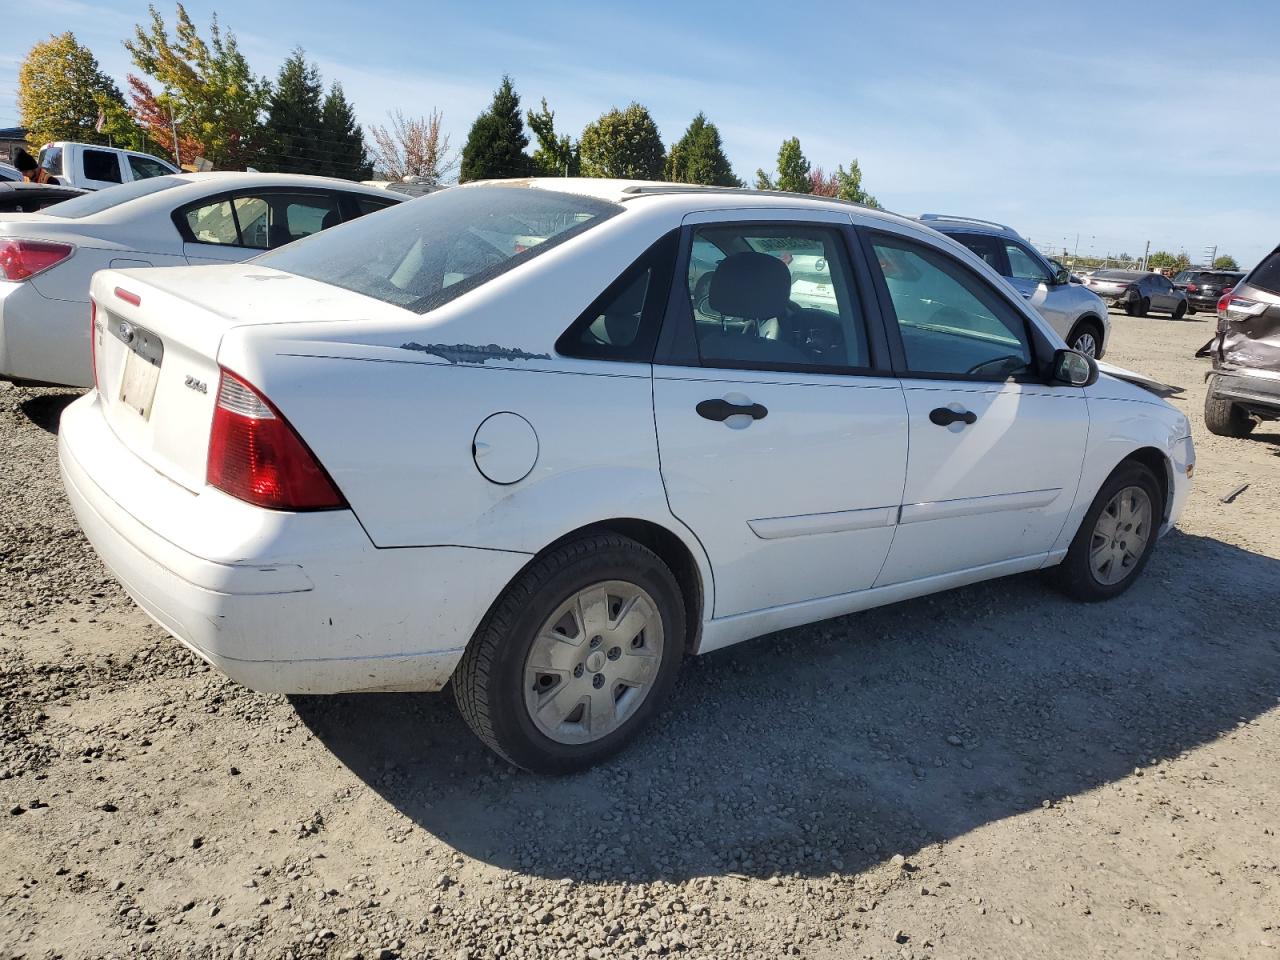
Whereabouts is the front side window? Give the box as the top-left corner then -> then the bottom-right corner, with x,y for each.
685,223 -> 870,371
82,149 -> 123,183
1004,240 -> 1051,282
128,155 -> 174,179
870,234 -> 1033,380
256,185 -> 621,314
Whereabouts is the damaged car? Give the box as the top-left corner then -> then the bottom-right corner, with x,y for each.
59,180 -> 1195,772
1202,245 -> 1280,438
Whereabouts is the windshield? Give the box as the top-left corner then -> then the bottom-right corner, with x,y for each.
44,175 -> 185,218
257,185 -> 621,314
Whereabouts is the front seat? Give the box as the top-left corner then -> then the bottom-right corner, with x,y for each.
700,252 -> 807,364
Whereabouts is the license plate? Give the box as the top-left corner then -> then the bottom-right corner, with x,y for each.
120,340 -> 162,420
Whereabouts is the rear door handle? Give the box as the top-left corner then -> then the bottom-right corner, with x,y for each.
929,407 -> 977,427
696,398 -> 768,422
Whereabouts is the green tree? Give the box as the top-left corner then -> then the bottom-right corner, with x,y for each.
665,112 -> 739,186
17,32 -> 138,149
459,75 -> 530,182
260,48 -> 322,174
579,103 -> 665,180
126,3 -> 270,168
1147,250 -> 1190,272
527,97 -> 578,177
755,137 -> 811,193
318,82 -> 371,180
1213,254 -> 1239,270
833,158 -> 879,208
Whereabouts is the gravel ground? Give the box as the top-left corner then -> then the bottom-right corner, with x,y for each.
2,312 -> 1278,960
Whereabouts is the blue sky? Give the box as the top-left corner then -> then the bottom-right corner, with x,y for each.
4,1 -> 1278,266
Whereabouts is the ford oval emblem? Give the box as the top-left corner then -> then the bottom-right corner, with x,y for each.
118,322 -> 135,344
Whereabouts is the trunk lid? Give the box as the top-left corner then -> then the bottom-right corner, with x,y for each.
89,263 -> 390,493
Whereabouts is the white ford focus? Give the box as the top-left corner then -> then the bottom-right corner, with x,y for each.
59,180 -> 1194,772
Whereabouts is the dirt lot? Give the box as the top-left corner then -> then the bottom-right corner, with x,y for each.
2,312 -> 1278,960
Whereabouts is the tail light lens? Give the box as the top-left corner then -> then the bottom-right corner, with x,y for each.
207,369 -> 346,511
1186,282 -> 1198,293
1216,289 -> 1233,316
0,239 -> 74,281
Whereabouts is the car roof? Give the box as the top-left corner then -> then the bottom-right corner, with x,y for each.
914,213 -> 1023,240
465,177 -> 922,231
0,181 -> 85,195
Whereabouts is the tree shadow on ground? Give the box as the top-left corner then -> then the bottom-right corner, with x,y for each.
19,392 -> 80,434
293,530 -> 1280,884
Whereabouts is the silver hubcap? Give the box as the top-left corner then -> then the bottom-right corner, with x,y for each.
1073,332 -> 1098,357
1090,486 -> 1152,586
523,581 -> 664,745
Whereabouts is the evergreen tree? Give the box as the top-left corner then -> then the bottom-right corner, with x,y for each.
774,137 -> 811,193
579,103 -> 665,180
665,113 -> 739,186
833,158 -> 879,208
527,97 -> 578,177
261,48 -> 322,173
319,82 -> 371,180
459,75 -> 530,182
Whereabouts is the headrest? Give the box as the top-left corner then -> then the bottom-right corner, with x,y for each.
320,210 -> 340,231
709,252 -> 791,320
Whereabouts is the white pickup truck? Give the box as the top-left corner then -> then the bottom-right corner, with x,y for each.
36,142 -> 179,190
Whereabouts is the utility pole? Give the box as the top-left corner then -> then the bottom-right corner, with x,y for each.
1141,240 -> 1151,272
169,101 -> 181,168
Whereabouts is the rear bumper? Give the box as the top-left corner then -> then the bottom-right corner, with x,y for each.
58,392 -> 529,693
1186,296 -> 1220,310
1210,369 -> 1280,414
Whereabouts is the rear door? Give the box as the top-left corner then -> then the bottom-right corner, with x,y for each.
652,210 -> 908,618
862,227 -> 1088,585
79,148 -> 126,191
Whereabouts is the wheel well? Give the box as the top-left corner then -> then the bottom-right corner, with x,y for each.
1068,314 -> 1105,349
543,519 -> 705,653
1119,447 -> 1171,521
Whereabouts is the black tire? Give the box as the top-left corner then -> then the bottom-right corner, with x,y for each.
452,533 -> 686,774
1186,306 -> 1197,316
1067,319 -> 1104,358
1053,461 -> 1164,602
1203,377 -> 1256,438
1138,297 -> 1151,317
1123,301 -> 1136,317
1172,301 -> 1187,320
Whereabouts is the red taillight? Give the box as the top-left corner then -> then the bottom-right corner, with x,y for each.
1217,288 -> 1234,315
1186,283 -> 1198,293
89,300 -> 99,391
0,238 -> 74,281
206,369 -> 346,511
114,286 -> 141,306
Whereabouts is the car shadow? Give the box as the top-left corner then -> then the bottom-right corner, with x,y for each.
293,530 -> 1280,884
18,391 -> 81,434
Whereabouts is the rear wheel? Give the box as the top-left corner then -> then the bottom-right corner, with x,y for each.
1068,320 -> 1103,358
1054,461 -> 1163,602
1186,306 -> 1197,316
1204,376 -> 1256,438
453,533 -> 686,773
1138,296 -> 1151,317
1172,301 -> 1187,320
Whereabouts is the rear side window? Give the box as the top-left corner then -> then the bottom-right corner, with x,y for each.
945,232 -> 1004,272
1247,251 -> 1280,294
256,186 -> 621,314
83,149 -> 123,183
180,192 -> 343,249
557,231 -> 677,362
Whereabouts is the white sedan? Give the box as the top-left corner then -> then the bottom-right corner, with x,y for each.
58,179 -> 1195,773
0,172 -> 404,387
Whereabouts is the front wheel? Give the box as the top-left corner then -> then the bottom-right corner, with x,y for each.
453,533 -> 686,773
1138,297 -> 1151,317
1068,322 -> 1102,358
1053,461 -> 1163,602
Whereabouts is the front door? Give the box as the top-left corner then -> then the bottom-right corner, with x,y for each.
863,229 -> 1089,585
652,213 -> 908,618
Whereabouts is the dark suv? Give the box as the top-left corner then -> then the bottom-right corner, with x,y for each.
1173,269 -> 1245,315
1203,247 -> 1280,438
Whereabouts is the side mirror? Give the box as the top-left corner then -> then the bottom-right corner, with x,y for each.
1052,266 -> 1071,286
1052,348 -> 1098,387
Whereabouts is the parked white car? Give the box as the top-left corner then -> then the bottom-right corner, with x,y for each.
58,180 -> 1195,772
36,142 -> 179,190
0,172 -> 404,387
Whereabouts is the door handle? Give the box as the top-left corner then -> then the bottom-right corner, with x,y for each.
696,398 -> 768,422
929,406 -> 977,427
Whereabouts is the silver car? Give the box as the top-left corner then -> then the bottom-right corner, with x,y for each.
919,215 -> 1111,357
1083,270 -> 1189,319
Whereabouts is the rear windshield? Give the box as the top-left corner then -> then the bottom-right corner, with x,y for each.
44,175 -> 185,218
1246,248 -> 1280,296
1095,270 -> 1141,280
256,185 -> 621,314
